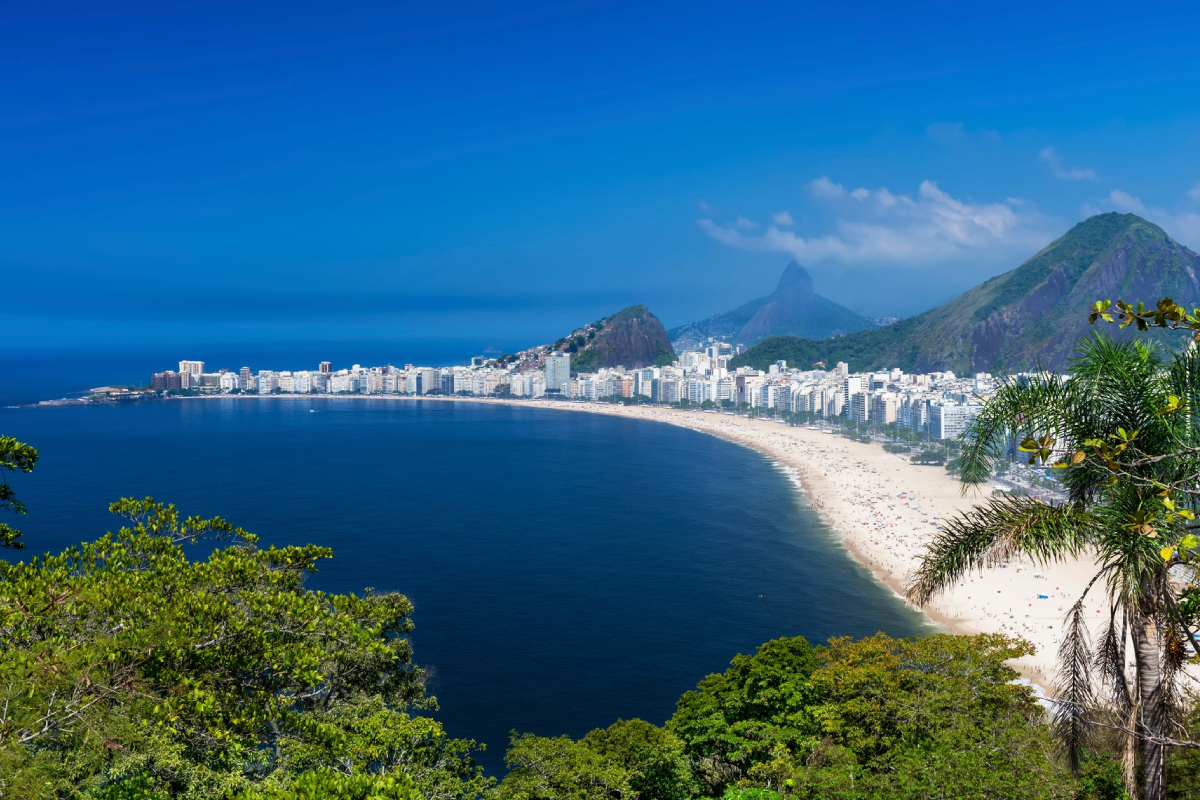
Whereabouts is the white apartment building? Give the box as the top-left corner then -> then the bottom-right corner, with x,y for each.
545,354 -> 571,395
843,376 -> 865,413
849,392 -> 871,423
929,403 -> 983,441
179,360 -> 205,378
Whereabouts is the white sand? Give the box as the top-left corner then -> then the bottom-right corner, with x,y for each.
458,398 -> 1108,689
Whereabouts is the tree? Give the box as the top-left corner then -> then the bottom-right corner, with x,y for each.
0,435 -> 39,549
789,634 -> 1072,800
667,637 -> 819,795
493,733 -> 632,800
580,720 -> 694,800
665,633 -> 1075,800
0,497 -> 487,799
237,768 -> 421,800
905,331 -> 1200,800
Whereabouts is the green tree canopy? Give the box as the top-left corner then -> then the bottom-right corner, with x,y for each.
667,637 -> 819,794
0,498 -> 487,800
0,435 -> 39,549
494,733 -> 633,800
664,633 -> 1072,799
580,721 -> 694,800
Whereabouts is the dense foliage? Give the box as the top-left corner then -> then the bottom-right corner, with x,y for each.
0,434 -> 39,549
493,634 -> 1096,800
0,498 -> 488,800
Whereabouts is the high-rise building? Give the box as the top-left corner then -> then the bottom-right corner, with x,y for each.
179,360 -> 205,377
849,393 -> 871,423
152,371 -> 182,390
240,367 -> 251,386
417,369 -> 438,394
842,376 -> 865,416
319,361 -> 332,374
929,403 -> 982,442
544,354 -> 570,395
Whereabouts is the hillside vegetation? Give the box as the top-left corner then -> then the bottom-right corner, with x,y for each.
731,213 -> 1200,373
555,305 -> 676,373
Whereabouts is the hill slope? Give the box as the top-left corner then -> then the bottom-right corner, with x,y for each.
556,305 -> 676,372
668,262 -> 875,350
730,213 -> 1200,374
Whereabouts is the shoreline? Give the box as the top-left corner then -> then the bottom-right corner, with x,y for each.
417,395 -> 1101,690
22,392 -> 1106,689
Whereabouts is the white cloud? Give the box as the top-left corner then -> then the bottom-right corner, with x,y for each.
1104,189 -> 1200,250
807,176 -> 846,200
698,178 -> 1052,269
1188,182 -> 1200,203
1039,147 -> 1098,182
735,215 -> 757,231
772,210 -> 794,226
697,198 -> 721,215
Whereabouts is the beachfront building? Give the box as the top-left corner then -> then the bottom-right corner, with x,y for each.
929,402 -> 984,442
545,354 -> 570,395
870,393 -> 900,425
849,392 -> 870,423
179,360 -> 205,379
151,333 -> 1003,427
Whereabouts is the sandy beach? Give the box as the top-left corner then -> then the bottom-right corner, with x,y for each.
444,397 -> 1108,689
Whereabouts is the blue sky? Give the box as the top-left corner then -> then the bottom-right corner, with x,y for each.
4,0 -> 1200,357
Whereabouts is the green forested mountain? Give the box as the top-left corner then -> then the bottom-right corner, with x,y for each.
731,213 -> 1200,374
668,262 -> 875,351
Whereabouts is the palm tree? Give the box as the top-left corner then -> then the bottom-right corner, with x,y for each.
905,333 -> 1200,800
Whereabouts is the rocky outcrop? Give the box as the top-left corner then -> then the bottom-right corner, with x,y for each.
570,306 -> 676,371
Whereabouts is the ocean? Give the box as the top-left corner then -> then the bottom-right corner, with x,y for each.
0,396 -> 928,774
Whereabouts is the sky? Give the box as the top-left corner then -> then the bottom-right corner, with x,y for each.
4,0 -> 1200,360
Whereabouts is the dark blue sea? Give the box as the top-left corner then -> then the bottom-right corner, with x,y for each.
0,396 -> 928,774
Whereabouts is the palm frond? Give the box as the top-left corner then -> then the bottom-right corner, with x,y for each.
905,496 -> 1097,605
1158,595 -> 1195,740
957,370 -> 1072,490
1094,601 -> 1133,712
1091,602 -> 1141,799
1054,591 -> 1099,771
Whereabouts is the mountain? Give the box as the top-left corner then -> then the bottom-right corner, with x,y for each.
667,262 -> 876,351
556,305 -> 676,372
729,213 -> 1200,374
